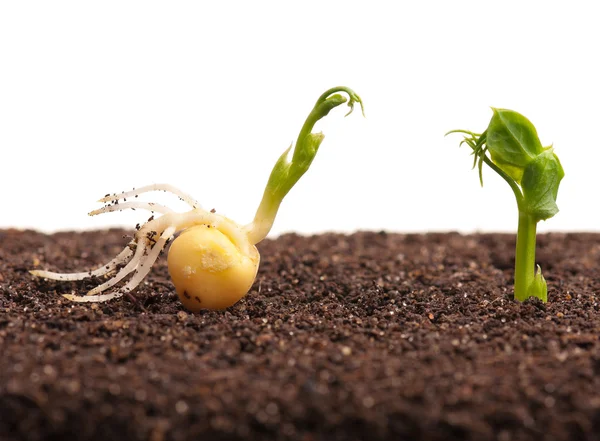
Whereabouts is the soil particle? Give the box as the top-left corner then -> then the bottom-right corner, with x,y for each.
1,229 -> 600,441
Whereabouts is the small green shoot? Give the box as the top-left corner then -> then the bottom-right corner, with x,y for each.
246,86 -> 364,244
447,108 -> 564,302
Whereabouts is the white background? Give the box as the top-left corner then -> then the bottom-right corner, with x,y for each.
1,1 -> 598,236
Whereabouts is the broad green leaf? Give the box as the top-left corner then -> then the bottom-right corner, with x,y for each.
487,108 -> 545,183
521,149 -> 565,221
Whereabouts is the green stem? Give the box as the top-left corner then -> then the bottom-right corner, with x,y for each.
514,211 -> 537,301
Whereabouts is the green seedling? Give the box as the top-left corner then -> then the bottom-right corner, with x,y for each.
448,108 -> 564,302
31,87 -> 364,312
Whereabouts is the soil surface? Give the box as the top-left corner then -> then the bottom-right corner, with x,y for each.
1,229 -> 599,441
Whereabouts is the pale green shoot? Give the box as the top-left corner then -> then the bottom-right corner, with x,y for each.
245,87 -> 364,244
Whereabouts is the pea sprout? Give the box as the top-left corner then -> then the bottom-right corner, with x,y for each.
447,108 -> 564,302
31,87 -> 364,311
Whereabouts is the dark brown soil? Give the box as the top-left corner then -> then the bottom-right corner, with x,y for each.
1,229 -> 599,441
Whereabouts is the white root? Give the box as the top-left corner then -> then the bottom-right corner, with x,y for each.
64,226 -> 177,303
117,226 -> 176,295
98,183 -> 201,209
62,291 -> 129,303
89,201 -> 174,217
30,244 -> 135,281
63,223 -> 176,302
32,183 -> 246,305
84,236 -> 146,296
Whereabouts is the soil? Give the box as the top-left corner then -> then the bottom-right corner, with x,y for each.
1,229 -> 599,441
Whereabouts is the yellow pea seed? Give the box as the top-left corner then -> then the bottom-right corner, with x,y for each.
167,224 -> 259,311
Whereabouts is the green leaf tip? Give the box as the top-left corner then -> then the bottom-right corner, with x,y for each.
528,265 -> 548,303
246,86 -> 364,245
315,86 -> 365,118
